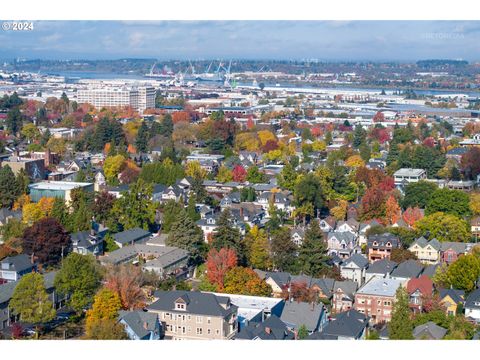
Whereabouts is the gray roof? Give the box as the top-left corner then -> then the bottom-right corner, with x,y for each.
265,271 -> 291,289
333,280 -> 358,299
118,310 -> 159,339
0,208 -> 22,223
440,242 -> 471,254
390,260 -> 424,279
439,288 -> 465,304
0,254 -> 34,273
280,301 -> 325,332
365,258 -> 397,275
101,244 -> 189,266
465,288 -> 480,310
148,290 -> 237,318
422,264 -> 440,278
413,321 -> 447,340
327,231 -> 356,243
235,315 -> 294,340
316,309 -> 368,339
342,254 -> 368,269
356,278 -> 403,297
113,228 -> 151,245
411,236 -> 441,251
367,233 -> 400,249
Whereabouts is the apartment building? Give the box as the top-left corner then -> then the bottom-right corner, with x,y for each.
393,168 -> 427,187
147,290 -> 238,340
77,86 -> 155,112
354,278 -> 403,324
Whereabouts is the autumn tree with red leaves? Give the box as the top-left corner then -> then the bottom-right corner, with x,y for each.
360,188 -> 387,221
206,248 -> 238,290
281,281 -> 317,303
385,195 -> 401,225
232,165 -> 247,182
402,207 -> 423,228
22,217 -> 70,267
104,264 -> 146,310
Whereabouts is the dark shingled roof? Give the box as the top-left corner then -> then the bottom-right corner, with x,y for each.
148,290 -> 237,318
113,228 -> 151,245
235,315 -> 295,340
118,310 -> 159,339
0,254 -> 34,273
314,309 -> 368,339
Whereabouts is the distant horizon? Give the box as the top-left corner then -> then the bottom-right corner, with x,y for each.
1,21 -> 480,61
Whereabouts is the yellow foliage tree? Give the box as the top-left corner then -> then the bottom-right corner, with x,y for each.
22,197 -> 55,225
330,200 -> 348,220
345,155 -> 365,168
185,160 -> 207,179
470,193 -> 480,216
235,132 -> 259,151
103,155 -> 126,182
257,130 -> 276,147
13,194 -> 31,211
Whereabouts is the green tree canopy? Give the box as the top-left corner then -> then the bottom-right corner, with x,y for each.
388,286 -> 414,340
415,212 -> 470,243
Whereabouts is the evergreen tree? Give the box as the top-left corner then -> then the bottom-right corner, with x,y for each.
166,209 -> 204,262
16,168 -> 30,195
187,195 -> 200,222
211,209 -> 245,263
6,108 -> 23,135
135,121 -> 149,153
9,273 -> 56,325
353,125 -> 367,148
161,200 -> 185,233
388,287 -> 414,340
298,220 -> 328,276
0,165 -> 21,208
271,227 -> 298,272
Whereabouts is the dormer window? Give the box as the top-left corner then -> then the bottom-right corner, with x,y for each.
386,242 -> 391,247
175,302 -> 186,311
373,241 -> 378,247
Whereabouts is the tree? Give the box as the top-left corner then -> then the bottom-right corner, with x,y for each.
426,188 -> 471,217
415,212 -> 470,243
444,254 -> 480,292
223,267 -> 272,297
232,165 -> 247,182
104,264 -> 146,310
402,181 -> 438,209
22,217 -> 70,267
92,191 -> 115,225
297,324 -> 309,340
246,166 -> 266,183
388,286 -> 414,340
298,220 -> 328,276
245,226 -> 272,270
185,160 -> 206,179
110,179 -> 156,231
277,163 -> 298,191
103,155 -> 126,183
271,228 -> 298,272
294,173 -> 323,211
360,187 -> 387,221
166,209 -> 204,262
460,147 -> 480,180
470,193 -> 480,216
330,200 -> 348,221
385,195 -> 401,225
16,168 -> 30,195
85,288 -> 127,340
161,200 -> 185,232
390,248 -> 417,263
135,121 -> 149,153
21,123 -> 40,143
205,248 -> 238,290
353,125 -> 367,148
0,165 -> 21,208
9,273 -> 55,325
186,195 -> 200,222
216,165 -> 233,183
54,253 -> 103,313
402,207 -> 424,228
211,209 -> 245,262
6,108 -> 23,135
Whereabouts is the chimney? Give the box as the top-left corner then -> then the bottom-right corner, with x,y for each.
44,147 -> 51,167
143,321 -> 148,330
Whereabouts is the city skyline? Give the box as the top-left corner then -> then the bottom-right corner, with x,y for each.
2,20 -> 480,61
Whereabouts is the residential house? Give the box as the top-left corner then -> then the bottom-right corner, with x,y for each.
393,168 -> 427,188
290,228 -> 305,247
440,242 -> 474,264
319,216 -> 336,233
196,214 -> 219,243
310,278 -> 336,302
0,208 -> 22,236
465,289 -> 480,323
413,321 -> 447,340
94,171 -> 106,192
408,237 -> 441,265
280,300 -> 328,334
71,228 -> 105,256
471,216 -> 480,239
354,278 -> 403,324
327,232 -> 357,259
147,290 -> 238,340
113,228 -> 151,248
307,309 -> 369,340
406,275 -> 434,313
367,233 -> 401,262
390,260 -> 424,284
358,220 -> 382,246
263,272 -> 291,298
364,259 -> 397,284
235,315 -> 295,340
118,310 -> 162,340
439,288 -> 465,316
336,219 -> 360,235
340,254 -> 369,286
332,280 -> 358,313
0,254 -> 36,284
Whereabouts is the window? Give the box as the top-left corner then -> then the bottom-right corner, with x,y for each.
188,326 -> 191,333
196,316 -> 203,324
187,315 -> 191,321
196,328 -> 203,335
216,329 -> 220,335
207,329 -> 211,335
175,303 -> 186,311
207,317 -> 211,324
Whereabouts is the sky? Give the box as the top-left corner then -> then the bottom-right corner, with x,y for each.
1,21 -> 480,61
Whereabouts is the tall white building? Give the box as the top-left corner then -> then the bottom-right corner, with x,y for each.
77,86 -> 155,112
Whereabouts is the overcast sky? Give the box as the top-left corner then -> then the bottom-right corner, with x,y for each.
1,21 -> 480,61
